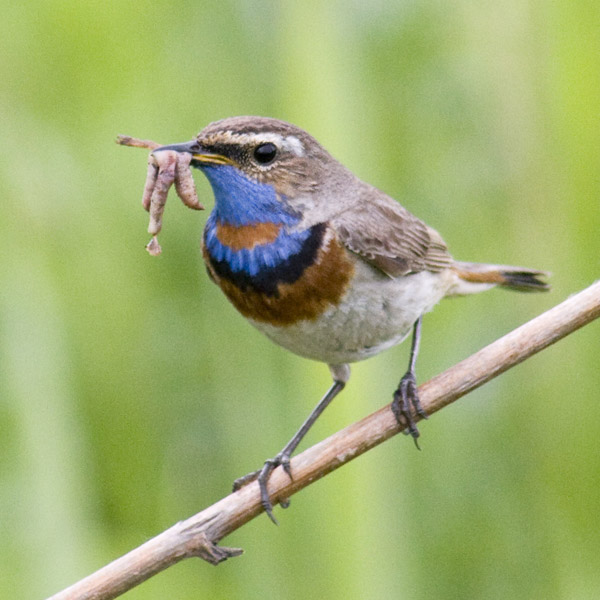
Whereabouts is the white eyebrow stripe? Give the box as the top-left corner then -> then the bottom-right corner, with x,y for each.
279,135 -> 305,156
202,131 -> 305,157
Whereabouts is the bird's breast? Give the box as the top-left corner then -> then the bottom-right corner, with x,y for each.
203,218 -> 355,326
215,221 -> 281,250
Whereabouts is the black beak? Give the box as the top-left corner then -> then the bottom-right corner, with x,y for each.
151,140 -> 233,166
152,140 -> 201,154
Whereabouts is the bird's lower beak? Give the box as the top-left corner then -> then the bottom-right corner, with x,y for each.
152,140 -> 233,166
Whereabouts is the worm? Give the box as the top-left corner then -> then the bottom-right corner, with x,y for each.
118,135 -> 205,255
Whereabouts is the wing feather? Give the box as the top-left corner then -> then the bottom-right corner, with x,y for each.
331,191 -> 452,277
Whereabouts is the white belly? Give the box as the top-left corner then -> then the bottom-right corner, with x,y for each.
249,262 -> 454,365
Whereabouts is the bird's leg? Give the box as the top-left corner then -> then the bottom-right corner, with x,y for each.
233,375 -> 347,524
392,316 -> 427,446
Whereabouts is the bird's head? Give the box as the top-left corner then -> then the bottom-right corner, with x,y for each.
154,116 -> 349,226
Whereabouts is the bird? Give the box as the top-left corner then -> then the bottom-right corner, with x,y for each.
153,116 -> 549,523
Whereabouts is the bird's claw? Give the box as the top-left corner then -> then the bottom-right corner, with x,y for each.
392,371 -> 427,448
232,469 -> 260,491
234,453 -> 293,524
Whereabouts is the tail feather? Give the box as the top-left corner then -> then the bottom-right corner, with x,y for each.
452,261 -> 550,294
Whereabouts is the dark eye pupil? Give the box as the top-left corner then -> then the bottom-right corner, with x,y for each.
253,143 -> 277,164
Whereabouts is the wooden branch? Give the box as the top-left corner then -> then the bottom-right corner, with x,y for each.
47,280 -> 600,600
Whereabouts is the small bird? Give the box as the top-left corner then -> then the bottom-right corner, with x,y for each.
154,116 -> 549,522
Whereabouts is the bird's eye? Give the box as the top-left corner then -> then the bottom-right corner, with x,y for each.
253,143 -> 278,165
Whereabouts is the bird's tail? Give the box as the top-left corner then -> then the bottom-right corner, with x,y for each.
448,261 -> 550,296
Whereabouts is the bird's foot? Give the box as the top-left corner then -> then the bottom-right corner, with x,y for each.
232,452 -> 293,524
392,371 -> 428,448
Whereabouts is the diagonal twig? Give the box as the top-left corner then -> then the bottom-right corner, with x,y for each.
47,280 -> 600,600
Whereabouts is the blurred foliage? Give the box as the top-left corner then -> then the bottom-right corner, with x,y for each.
1,1 -> 599,598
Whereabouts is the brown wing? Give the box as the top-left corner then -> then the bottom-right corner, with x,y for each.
332,191 -> 452,277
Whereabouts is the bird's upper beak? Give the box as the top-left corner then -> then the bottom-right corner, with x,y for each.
152,140 -> 233,166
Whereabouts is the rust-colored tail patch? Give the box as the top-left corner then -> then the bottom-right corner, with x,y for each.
454,261 -> 550,292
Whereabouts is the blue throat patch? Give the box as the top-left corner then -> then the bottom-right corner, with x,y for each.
200,165 -> 297,226
201,165 -> 310,278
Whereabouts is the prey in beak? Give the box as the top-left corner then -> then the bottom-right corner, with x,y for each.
153,141 -> 234,167
116,135 -> 207,255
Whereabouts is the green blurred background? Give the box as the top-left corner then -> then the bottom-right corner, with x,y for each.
1,1 -> 599,598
